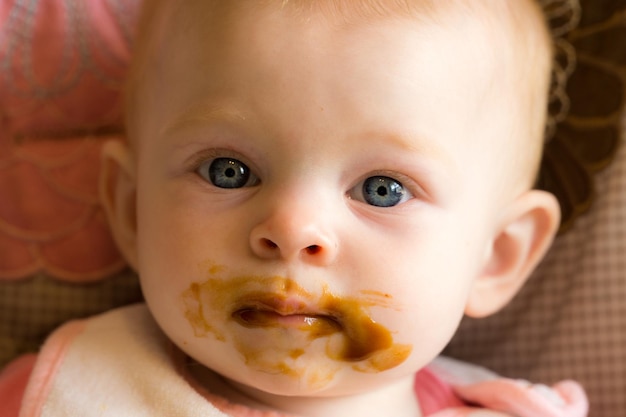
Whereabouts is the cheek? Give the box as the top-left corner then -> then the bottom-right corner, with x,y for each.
134,193 -> 236,354
135,186 -> 257,314
135,186 -> 207,301
357,219 -> 484,352
379,264 -> 475,369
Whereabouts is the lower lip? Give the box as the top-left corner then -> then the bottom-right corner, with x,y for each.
233,309 -> 341,335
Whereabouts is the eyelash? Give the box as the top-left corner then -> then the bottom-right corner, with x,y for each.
199,157 -> 260,188
348,171 -> 421,207
186,149 -> 254,184
188,150 -> 423,206
188,149 -> 250,174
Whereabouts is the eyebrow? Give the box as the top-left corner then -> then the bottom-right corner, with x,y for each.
161,103 -> 249,139
162,102 -> 457,180
374,131 -> 456,173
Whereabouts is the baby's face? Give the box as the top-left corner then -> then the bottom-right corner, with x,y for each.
132,2 -> 539,400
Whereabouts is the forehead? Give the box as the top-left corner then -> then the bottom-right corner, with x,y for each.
149,4 -> 500,118
131,0 -> 549,190
140,1 -> 517,130
136,0 -> 544,110
142,0 -> 515,103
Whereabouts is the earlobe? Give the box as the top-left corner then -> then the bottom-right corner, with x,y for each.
99,139 -> 139,271
465,190 -> 561,318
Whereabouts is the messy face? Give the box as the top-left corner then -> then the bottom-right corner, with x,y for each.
130,0 -> 547,401
183,275 -> 413,380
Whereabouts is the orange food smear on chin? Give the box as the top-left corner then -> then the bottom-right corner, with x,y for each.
182,273 -> 412,376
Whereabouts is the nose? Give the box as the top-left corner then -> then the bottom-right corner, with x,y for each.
249,202 -> 338,265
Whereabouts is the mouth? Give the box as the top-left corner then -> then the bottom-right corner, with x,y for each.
232,302 -> 342,336
183,275 -> 412,372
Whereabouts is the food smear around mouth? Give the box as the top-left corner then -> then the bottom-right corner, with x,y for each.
182,273 -> 412,375
182,282 -> 225,341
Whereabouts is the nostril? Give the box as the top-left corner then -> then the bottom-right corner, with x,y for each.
305,245 -> 321,255
261,238 -> 278,249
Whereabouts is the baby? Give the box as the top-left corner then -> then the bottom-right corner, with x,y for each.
5,1 -> 588,416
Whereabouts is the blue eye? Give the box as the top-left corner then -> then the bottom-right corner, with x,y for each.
362,176 -> 407,207
198,157 -> 258,189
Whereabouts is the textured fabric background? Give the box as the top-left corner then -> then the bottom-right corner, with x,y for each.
446,127 -> 626,417
0,0 -> 143,367
0,1 -> 624,417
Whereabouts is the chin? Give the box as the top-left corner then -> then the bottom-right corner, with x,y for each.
235,363 -> 402,400
233,361 -> 344,396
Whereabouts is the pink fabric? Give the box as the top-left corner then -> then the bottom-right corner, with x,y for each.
0,135 -> 128,281
0,0 -> 142,281
0,354 -> 36,417
18,320 -> 86,417
0,0 -> 139,133
415,367 -> 466,413
450,379 -> 588,417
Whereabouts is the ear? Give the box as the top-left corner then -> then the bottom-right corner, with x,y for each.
465,190 -> 561,318
99,139 -> 139,271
